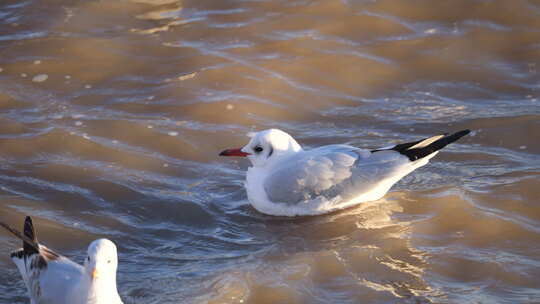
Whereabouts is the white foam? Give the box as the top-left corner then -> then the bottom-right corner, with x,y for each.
32,74 -> 48,83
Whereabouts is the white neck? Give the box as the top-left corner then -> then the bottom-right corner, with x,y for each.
82,276 -> 123,304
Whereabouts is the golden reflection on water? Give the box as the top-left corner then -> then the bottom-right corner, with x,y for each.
204,197 -> 438,303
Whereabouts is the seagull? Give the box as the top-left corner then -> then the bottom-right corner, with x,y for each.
219,128 -> 470,216
0,216 -> 123,304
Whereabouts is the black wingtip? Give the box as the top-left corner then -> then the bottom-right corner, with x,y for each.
0,216 -> 42,257
462,129 -> 471,136
409,129 -> 471,161
375,129 -> 471,161
23,216 -> 39,255
453,129 -> 471,138
439,129 -> 470,148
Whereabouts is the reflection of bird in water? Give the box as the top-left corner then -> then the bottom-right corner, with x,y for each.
348,198 -> 404,230
0,217 -> 123,304
330,196 -> 435,301
220,128 -> 470,216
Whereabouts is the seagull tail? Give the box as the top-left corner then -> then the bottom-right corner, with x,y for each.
0,216 -> 41,256
22,217 -> 39,255
373,129 -> 471,161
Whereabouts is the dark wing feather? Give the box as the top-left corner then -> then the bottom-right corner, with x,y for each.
23,217 -> 39,255
373,130 -> 470,161
1,216 -> 59,264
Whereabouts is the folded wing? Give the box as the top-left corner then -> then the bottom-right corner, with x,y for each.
263,145 -> 374,204
2,217 -> 84,304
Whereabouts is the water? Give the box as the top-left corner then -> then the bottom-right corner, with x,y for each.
0,0 -> 539,303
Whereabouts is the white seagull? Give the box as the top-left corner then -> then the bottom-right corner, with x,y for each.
0,216 -> 123,304
220,128 -> 470,216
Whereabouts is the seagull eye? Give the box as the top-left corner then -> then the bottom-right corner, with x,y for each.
254,146 -> 263,153
107,260 -> 111,264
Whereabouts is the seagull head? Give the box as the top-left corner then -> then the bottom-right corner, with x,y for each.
84,238 -> 119,283
219,129 -> 302,167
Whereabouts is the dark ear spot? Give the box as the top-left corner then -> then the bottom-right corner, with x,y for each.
268,146 -> 274,158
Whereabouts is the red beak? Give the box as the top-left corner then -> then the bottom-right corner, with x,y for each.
219,148 -> 250,157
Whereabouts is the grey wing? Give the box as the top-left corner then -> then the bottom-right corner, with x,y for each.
11,254 -> 39,303
11,246 -> 83,303
263,145 -> 369,204
38,255 -> 85,303
11,246 -> 54,302
4,217 -> 83,303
